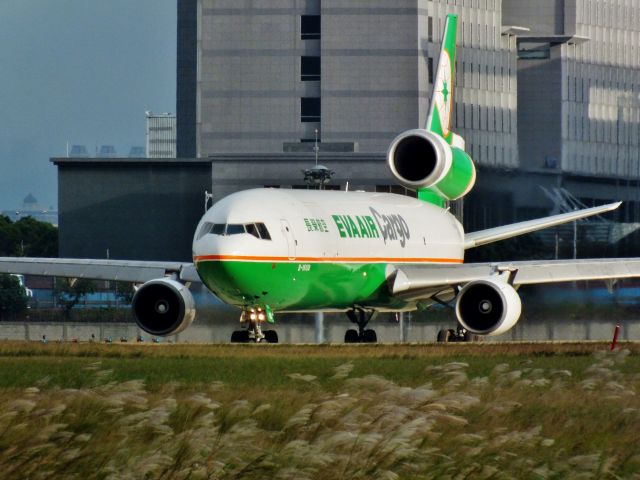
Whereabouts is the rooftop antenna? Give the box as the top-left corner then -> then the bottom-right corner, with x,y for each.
302,129 -> 334,190
314,128 -> 319,166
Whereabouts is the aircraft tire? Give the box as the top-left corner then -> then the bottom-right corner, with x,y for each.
231,330 -> 250,343
344,329 -> 359,343
362,329 -> 377,343
263,330 -> 279,343
436,329 -> 451,343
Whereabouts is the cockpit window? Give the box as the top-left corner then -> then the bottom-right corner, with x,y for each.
246,223 -> 260,239
211,224 -> 226,235
226,224 -> 246,235
202,222 -> 271,240
256,223 -> 271,240
197,222 -> 214,240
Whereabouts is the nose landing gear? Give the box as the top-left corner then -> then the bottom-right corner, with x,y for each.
344,308 -> 378,343
231,307 -> 279,343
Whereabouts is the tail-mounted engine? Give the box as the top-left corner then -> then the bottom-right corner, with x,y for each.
455,277 -> 522,336
387,129 -> 476,201
132,278 -> 196,336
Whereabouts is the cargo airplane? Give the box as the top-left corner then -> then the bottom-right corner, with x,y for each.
3,14 -> 640,343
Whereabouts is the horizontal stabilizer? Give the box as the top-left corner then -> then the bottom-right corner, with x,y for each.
464,202 -> 621,249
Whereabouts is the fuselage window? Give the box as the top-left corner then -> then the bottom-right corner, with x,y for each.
256,223 -> 271,240
226,224 -> 246,235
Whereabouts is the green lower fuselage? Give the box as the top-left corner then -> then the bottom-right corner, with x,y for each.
196,259 -> 405,311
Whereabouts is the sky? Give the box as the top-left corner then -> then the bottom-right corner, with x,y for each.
0,0 -> 176,211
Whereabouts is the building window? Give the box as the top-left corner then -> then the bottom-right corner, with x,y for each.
301,97 -> 321,122
518,42 -> 551,60
301,15 -> 321,40
428,16 -> 433,42
301,56 -> 321,81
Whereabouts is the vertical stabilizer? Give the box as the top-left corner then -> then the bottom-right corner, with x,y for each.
426,14 -> 458,142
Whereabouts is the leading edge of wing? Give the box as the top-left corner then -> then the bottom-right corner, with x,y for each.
391,258 -> 640,300
464,202 -> 621,250
0,257 -> 200,284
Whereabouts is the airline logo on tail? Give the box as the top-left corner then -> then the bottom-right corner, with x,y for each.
426,14 -> 458,142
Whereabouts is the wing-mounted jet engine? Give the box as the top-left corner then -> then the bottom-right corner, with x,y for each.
132,278 -> 196,336
454,278 -> 522,336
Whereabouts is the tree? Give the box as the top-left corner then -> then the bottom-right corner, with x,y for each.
0,274 -> 28,317
54,278 -> 96,316
13,216 -> 58,257
0,215 -> 18,256
0,215 -> 58,257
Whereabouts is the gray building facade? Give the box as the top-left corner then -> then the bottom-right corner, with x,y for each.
505,0 -> 640,220
177,0 -> 519,169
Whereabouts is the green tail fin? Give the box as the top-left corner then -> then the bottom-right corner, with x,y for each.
425,14 -> 458,142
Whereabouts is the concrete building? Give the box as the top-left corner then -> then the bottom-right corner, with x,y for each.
145,112 -> 177,158
177,0 -> 519,170
52,157 -> 211,261
504,0 -> 640,221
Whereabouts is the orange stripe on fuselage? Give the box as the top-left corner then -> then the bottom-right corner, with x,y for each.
193,254 -> 464,264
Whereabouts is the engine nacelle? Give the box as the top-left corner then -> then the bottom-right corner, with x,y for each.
455,278 -> 522,336
132,278 -> 196,336
387,129 -> 475,201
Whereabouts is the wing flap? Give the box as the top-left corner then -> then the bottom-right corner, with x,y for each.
0,257 -> 200,284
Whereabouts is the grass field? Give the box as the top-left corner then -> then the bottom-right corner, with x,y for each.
1,341 -> 640,479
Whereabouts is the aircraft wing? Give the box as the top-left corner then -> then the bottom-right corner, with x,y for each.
0,257 -> 201,284
390,258 -> 640,301
464,202 -> 621,249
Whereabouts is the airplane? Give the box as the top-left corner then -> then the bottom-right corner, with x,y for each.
3,13 -> 640,343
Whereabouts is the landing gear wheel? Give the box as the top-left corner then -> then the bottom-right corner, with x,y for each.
231,330 -> 250,343
263,330 -> 279,343
344,329 -> 359,343
437,329 -> 452,343
344,308 -> 378,343
362,329 -> 377,343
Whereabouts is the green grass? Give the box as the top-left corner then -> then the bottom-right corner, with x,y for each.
1,342 -> 640,479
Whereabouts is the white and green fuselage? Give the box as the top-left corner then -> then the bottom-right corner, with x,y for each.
193,13 -> 470,316
192,188 -> 464,313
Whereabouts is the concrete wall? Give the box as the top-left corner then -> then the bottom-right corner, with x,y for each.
2,316 -> 637,343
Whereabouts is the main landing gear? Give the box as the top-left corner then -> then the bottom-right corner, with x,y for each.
436,324 -> 479,343
230,308 -> 279,343
344,308 -> 378,343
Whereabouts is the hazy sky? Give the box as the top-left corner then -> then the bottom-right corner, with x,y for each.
0,0 -> 176,210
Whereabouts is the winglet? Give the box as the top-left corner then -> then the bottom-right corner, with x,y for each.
426,14 -> 458,140
464,202 -> 622,249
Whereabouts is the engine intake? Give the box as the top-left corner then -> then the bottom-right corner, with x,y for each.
387,129 -> 476,201
132,278 -> 196,336
455,278 -> 522,336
